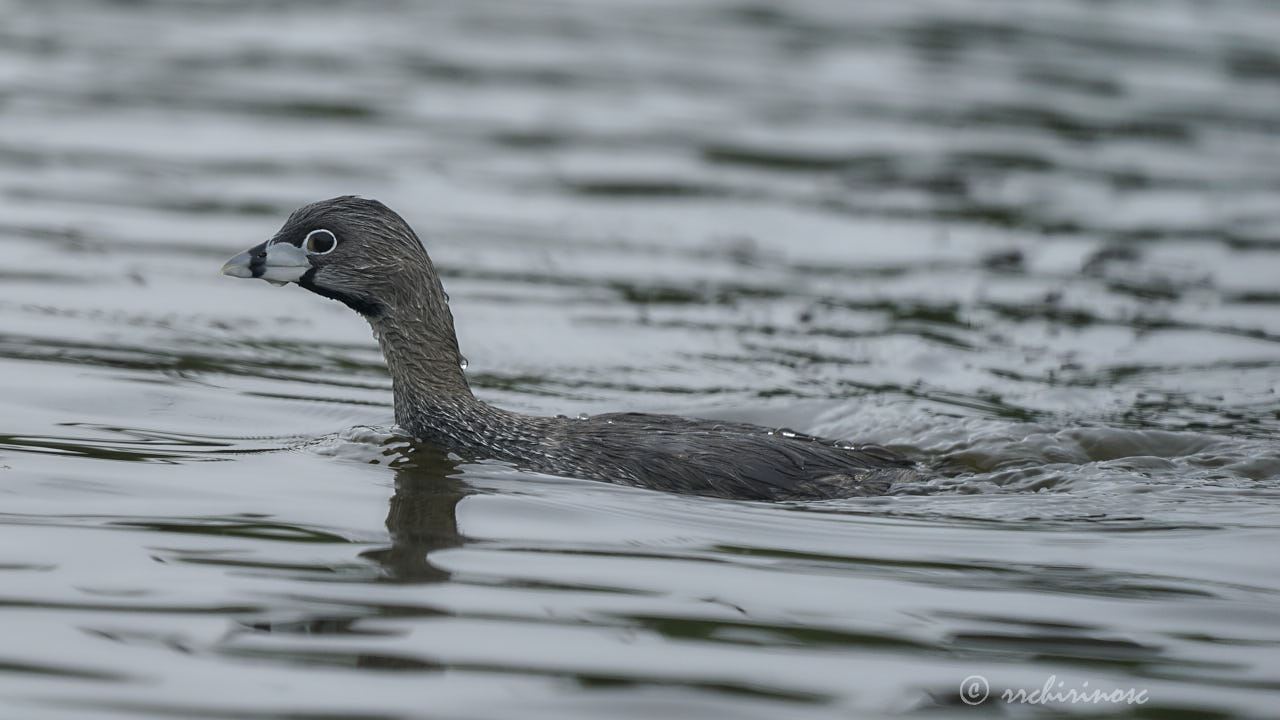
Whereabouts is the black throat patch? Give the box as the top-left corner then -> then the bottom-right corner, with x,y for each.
298,268 -> 384,318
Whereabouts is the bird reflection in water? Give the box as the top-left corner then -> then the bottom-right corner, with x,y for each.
226,445 -> 471,671
361,445 -> 471,584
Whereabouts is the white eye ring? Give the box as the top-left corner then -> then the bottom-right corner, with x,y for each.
304,228 -> 337,255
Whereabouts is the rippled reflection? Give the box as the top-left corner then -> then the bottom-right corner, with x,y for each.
362,450 -> 470,585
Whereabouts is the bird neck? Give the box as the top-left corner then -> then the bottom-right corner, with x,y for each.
367,293 -> 539,452
368,300 -> 467,399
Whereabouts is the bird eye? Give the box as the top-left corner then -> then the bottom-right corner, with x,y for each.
304,228 -> 337,254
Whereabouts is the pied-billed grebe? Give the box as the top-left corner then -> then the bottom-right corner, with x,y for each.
221,196 -> 918,500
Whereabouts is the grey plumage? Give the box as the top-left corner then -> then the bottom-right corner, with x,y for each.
226,196 -> 920,501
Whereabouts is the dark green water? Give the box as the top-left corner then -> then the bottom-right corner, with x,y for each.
1,0 -> 1278,717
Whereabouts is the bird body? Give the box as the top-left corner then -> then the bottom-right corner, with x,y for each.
222,196 -> 918,500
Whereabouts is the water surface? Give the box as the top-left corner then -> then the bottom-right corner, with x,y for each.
1,0 -> 1279,717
